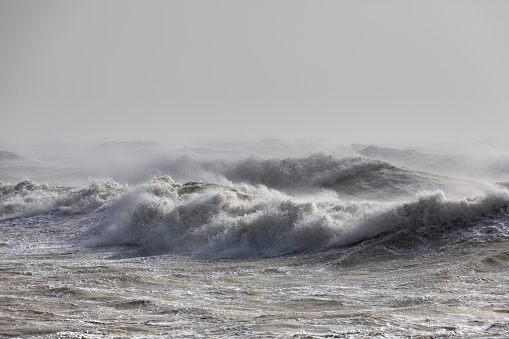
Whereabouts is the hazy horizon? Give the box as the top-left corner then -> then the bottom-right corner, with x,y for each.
1,1 -> 509,146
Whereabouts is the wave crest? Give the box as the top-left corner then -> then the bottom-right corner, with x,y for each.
91,177 -> 509,259
0,179 -> 126,217
223,154 -> 467,199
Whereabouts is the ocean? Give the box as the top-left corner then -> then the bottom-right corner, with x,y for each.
1,140 -> 509,338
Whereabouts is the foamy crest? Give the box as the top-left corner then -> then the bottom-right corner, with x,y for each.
338,190 -> 509,247
0,180 -> 62,217
91,176 -> 509,259
53,179 -> 126,214
0,179 -> 126,217
91,176 -> 374,258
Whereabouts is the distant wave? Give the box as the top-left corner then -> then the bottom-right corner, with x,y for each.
352,143 -> 509,181
225,154 -> 399,189
223,154 -> 477,199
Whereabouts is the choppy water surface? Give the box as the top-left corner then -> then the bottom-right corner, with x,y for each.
1,142 -> 509,338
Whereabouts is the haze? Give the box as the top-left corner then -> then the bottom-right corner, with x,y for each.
1,1 -> 508,146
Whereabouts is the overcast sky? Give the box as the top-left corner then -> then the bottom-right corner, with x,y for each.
1,1 -> 508,146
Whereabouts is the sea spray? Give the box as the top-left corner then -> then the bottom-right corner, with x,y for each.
89,176 -> 509,259
0,179 -> 126,217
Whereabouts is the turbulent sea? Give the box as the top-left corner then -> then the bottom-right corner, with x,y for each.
1,140 -> 509,338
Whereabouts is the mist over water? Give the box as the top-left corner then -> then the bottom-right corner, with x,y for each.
3,138 -> 509,185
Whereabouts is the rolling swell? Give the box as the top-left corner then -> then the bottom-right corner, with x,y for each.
90,176 -> 509,259
225,155 -> 404,189
334,191 -> 509,264
223,154 -> 473,199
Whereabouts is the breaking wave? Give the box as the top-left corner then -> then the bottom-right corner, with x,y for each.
89,176 -> 509,259
0,179 -> 126,217
2,150 -> 507,260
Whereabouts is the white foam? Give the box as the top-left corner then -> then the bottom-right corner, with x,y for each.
0,179 -> 126,217
90,176 -> 509,259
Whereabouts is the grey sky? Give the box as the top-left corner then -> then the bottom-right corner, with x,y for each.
1,1 -> 508,146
